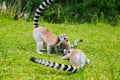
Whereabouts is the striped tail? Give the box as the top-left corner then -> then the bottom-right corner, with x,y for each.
34,0 -> 54,28
71,39 -> 83,48
30,57 -> 78,72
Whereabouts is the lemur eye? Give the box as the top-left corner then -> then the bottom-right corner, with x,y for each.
68,51 -> 71,53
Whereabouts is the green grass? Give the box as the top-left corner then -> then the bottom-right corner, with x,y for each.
0,17 -> 120,80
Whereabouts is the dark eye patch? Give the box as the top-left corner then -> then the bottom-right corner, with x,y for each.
64,37 -> 66,39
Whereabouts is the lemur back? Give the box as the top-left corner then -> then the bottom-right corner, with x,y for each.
33,0 -> 67,54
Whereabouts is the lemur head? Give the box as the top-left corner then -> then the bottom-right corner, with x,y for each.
58,34 -> 68,42
63,49 -> 73,54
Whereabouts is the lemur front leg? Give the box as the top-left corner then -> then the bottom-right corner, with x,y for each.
47,45 -> 52,54
60,53 -> 70,60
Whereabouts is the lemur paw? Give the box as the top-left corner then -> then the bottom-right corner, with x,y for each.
37,51 -> 43,54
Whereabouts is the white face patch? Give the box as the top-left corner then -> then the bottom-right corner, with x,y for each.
58,34 -> 68,42
64,49 -> 73,55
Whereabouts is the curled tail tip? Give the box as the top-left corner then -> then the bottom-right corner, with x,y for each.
80,39 -> 83,42
30,57 -> 36,61
77,39 -> 83,42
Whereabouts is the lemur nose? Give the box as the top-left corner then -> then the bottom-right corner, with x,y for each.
64,38 -> 66,39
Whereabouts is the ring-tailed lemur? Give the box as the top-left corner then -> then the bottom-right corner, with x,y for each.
30,49 -> 90,72
33,0 -> 67,54
61,49 -> 90,68
56,39 -> 83,54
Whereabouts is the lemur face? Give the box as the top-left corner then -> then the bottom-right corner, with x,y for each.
58,34 -> 68,42
63,49 -> 73,54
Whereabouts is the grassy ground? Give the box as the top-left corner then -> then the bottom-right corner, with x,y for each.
0,17 -> 120,80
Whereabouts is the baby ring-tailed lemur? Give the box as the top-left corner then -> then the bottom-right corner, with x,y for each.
33,0 -> 67,54
30,49 -> 90,72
